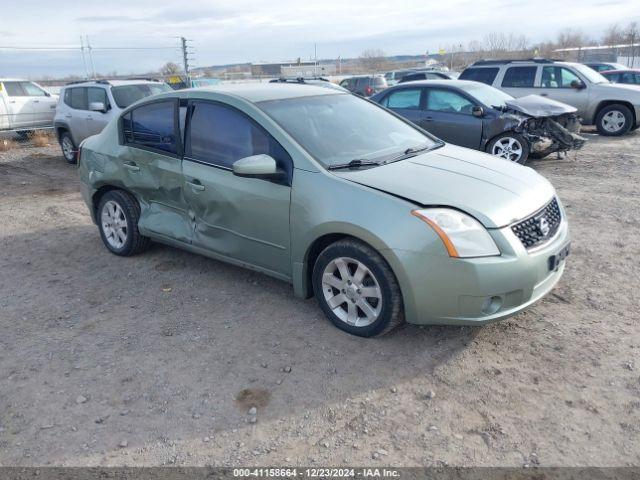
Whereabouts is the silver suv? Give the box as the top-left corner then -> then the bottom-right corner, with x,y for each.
460,59 -> 640,136
54,79 -> 171,163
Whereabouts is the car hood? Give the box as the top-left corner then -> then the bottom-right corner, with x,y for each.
503,95 -> 577,117
594,81 -> 640,97
332,144 -> 555,228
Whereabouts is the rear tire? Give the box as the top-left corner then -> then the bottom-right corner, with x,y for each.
312,239 -> 404,337
97,190 -> 150,256
595,104 -> 633,136
486,132 -> 529,164
59,131 -> 77,164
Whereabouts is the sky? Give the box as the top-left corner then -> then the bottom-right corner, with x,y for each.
0,0 -> 639,78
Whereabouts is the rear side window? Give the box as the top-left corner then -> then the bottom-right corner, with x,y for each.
186,101 -> 291,175
67,87 -> 88,110
459,67 -> 499,85
621,72 -> 640,84
383,89 -> 422,109
3,82 -> 26,96
122,100 -> 178,155
501,66 -> 537,87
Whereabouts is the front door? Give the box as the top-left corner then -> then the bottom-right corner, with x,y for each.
85,87 -> 112,137
533,66 -> 589,117
1,81 -> 34,129
421,87 -> 483,149
20,82 -> 57,126
119,99 -> 192,244
182,100 -> 292,277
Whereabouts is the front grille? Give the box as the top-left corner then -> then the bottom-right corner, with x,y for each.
511,198 -> 562,249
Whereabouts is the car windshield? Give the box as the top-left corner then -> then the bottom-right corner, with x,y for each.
573,64 -> 609,84
462,82 -> 514,109
258,94 -> 437,167
110,83 -> 173,108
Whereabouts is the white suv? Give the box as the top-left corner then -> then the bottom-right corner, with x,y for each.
0,79 -> 58,134
54,79 -> 172,163
460,59 -> 640,136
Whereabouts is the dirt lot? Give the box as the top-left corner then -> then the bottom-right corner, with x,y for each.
0,130 -> 639,467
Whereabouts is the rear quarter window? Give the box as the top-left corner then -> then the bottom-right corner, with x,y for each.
501,66 -> 537,88
459,67 -> 499,85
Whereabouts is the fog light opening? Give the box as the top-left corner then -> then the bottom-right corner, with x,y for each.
481,296 -> 503,315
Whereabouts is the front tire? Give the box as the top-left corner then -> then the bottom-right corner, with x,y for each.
486,132 -> 529,164
59,131 -> 77,164
595,104 -> 633,136
312,239 -> 404,337
97,190 -> 150,256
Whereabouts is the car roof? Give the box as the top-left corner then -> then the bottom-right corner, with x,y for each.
0,78 -> 29,82
601,69 -> 639,73
182,83 -> 343,103
389,79 -> 480,89
63,79 -> 164,88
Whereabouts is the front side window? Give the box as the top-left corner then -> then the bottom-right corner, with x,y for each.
622,72 -> 640,84
258,93 -> 436,167
186,102 -> 291,174
3,82 -> 25,96
122,100 -> 178,155
87,87 -> 109,109
111,83 -> 172,109
69,87 -> 88,110
501,66 -> 537,88
21,82 -> 47,96
425,89 -> 475,114
382,89 -> 422,109
541,66 -> 581,88
459,67 -> 499,85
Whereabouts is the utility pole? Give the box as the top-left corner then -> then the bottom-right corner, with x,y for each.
180,36 -> 193,85
85,35 -> 96,79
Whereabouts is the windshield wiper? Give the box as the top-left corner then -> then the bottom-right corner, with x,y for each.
327,159 -> 382,171
388,141 -> 444,163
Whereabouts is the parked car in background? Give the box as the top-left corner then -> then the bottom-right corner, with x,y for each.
601,69 -> 640,86
384,70 -> 419,86
583,62 -> 629,72
78,84 -> 570,337
372,80 -> 585,164
54,79 -> 172,163
399,71 -> 459,83
459,58 -> 640,136
269,77 -> 349,92
0,79 -> 58,135
339,75 -> 387,97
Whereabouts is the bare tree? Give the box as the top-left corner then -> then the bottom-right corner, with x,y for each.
602,23 -> 625,45
556,28 -> 593,49
160,62 -> 181,75
624,21 -> 639,67
358,49 -> 388,73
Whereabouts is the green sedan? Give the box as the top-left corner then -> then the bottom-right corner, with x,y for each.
78,84 -> 570,337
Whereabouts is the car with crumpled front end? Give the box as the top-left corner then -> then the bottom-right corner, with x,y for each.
371,79 -> 585,164
77,84 -> 570,337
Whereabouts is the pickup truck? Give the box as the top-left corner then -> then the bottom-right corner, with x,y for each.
0,79 -> 58,134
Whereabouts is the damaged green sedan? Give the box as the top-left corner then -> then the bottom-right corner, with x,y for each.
78,84 -> 570,337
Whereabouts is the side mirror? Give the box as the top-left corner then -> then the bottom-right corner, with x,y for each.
570,80 -> 585,90
472,105 -> 484,118
232,154 -> 284,180
89,101 -> 107,113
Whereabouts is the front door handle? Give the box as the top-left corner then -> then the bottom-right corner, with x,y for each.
123,162 -> 140,173
540,93 -> 548,97
186,180 -> 205,191
423,116 -> 433,121
33,100 -> 40,104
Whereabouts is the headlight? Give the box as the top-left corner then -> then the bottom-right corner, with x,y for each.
412,208 -> 500,258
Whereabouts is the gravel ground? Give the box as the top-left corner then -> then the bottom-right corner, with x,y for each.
0,130 -> 639,467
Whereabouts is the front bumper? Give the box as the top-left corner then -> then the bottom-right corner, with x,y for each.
389,214 -> 570,326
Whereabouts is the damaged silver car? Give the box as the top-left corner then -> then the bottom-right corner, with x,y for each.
371,79 -> 585,164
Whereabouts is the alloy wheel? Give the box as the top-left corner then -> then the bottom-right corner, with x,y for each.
321,257 -> 383,327
492,137 -> 523,162
101,200 -> 128,249
61,137 -> 75,161
601,110 -> 626,133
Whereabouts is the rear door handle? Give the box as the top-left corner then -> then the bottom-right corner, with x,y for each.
33,100 -> 40,103
423,116 -> 433,121
123,162 -> 140,173
65,114 -> 72,119
186,180 -> 205,191
540,93 -> 548,97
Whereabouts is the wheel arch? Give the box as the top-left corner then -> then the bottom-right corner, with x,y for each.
90,184 -> 139,224
594,100 -> 636,127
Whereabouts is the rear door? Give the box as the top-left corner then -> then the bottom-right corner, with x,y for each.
1,81 -> 34,128
498,66 -> 539,98
182,100 -> 292,277
119,99 -> 192,243
20,81 -> 57,125
380,87 -> 425,127
65,87 -> 90,143
421,87 -> 483,149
